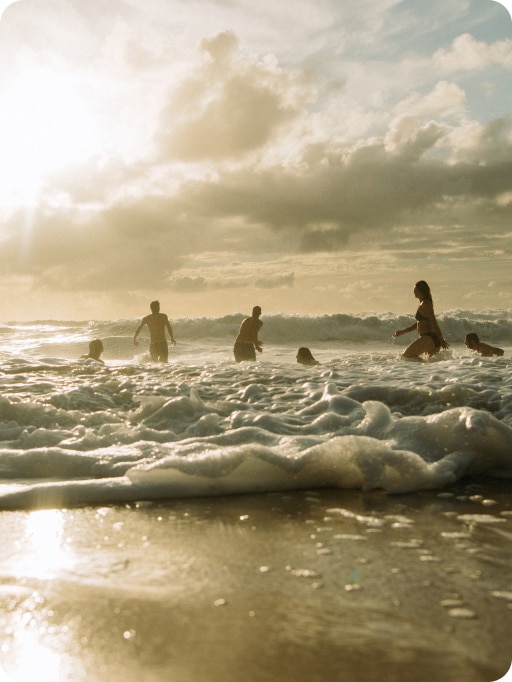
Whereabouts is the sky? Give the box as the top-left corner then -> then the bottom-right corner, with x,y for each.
0,0 -> 511,320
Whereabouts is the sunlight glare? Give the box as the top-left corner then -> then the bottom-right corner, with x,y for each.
8,634 -> 62,682
0,65 -> 100,206
24,509 -> 73,577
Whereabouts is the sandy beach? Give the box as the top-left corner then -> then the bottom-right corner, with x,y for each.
0,479 -> 510,682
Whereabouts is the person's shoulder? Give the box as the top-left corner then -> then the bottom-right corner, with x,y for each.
477,343 -> 503,356
487,344 -> 504,356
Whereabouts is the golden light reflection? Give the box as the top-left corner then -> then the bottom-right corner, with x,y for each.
23,509 -> 74,577
5,634 -> 62,682
0,510 -> 73,682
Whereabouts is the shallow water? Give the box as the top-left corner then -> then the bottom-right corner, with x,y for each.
0,313 -> 511,508
0,483 -> 510,682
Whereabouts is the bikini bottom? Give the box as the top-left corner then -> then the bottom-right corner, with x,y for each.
420,332 -> 440,348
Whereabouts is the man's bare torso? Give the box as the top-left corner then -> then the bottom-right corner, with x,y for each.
143,313 -> 170,343
235,317 -> 262,344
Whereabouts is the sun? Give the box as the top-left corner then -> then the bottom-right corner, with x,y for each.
0,63 -> 101,207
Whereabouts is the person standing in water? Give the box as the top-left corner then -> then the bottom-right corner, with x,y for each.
393,280 -> 449,359
133,300 -> 176,363
234,306 -> 263,362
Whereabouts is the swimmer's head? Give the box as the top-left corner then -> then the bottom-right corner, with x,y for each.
296,347 -> 318,365
89,339 -> 104,358
465,333 -> 479,348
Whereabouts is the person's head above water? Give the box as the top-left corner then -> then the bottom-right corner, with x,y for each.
150,300 -> 160,314
296,347 -> 319,366
465,333 -> 479,348
88,339 -> 104,359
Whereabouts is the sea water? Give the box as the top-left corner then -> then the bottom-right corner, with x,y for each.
0,310 -> 511,509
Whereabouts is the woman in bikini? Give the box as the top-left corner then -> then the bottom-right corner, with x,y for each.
393,280 -> 449,359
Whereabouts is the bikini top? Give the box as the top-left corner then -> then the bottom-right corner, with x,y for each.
415,307 -> 429,322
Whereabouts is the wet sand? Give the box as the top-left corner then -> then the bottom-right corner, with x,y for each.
0,480 -> 511,682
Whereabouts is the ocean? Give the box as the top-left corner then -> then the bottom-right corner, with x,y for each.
0,309 -> 511,682
0,309 -> 511,508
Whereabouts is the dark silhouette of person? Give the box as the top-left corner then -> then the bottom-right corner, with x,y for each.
134,300 -> 176,362
465,333 -> 504,357
234,306 -> 263,362
393,280 -> 449,359
296,347 -> 319,365
80,339 -> 104,363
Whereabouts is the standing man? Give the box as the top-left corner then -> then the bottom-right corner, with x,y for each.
234,306 -> 263,362
134,300 -> 176,363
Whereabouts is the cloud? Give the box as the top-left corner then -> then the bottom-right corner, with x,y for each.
165,114 -> 512,240
433,33 -> 512,72
154,30 -> 310,163
4,110 -> 509,299
0,199 -> 185,292
394,81 -> 467,121
447,115 -> 512,164
169,275 -> 208,292
384,117 -> 445,159
255,273 -> 294,288
168,270 -> 295,293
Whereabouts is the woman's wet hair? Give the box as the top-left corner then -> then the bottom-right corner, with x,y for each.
415,280 -> 432,302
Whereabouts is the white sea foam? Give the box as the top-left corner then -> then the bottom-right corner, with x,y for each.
0,312 -> 510,508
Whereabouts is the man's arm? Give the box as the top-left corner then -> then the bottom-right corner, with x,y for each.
165,317 -> 176,346
252,320 -> 263,352
133,319 -> 145,346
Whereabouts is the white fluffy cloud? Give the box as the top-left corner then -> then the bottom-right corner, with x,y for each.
155,30 -> 309,162
433,32 -> 512,72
